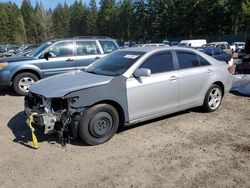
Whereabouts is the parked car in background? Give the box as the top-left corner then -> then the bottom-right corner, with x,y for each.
162,40 -> 170,46
16,44 -> 40,54
24,47 -> 233,145
0,37 -> 119,95
135,43 -> 167,47
0,45 -> 20,57
178,39 -> 207,47
237,48 -> 246,58
170,41 -> 179,46
230,42 -> 245,52
14,49 -> 34,57
197,47 -> 233,65
235,59 -> 250,74
203,42 -> 232,54
123,41 -> 137,48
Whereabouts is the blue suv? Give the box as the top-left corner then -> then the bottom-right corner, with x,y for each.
0,37 -> 119,95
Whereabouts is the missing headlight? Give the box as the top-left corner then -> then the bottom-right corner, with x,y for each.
51,98 -> 68,112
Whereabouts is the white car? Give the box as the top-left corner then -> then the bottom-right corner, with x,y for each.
25,47 -> 233,145
230,42 -> 245,52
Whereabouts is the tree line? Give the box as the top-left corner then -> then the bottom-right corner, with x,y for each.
0,0 -> 250,44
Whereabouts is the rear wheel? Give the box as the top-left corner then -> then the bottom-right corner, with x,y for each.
202,84 -> 223,112
79,104 -> 119,145
13,72 -> 38,95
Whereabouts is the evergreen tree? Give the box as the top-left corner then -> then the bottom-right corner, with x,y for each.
0,3 -> 24,44
35,2 -> 53,43
52,3 -> 71,38
97,0 -> 119,37
87,0 -> 98,35
131,0 -> 149,40
21,0 -> 37,43
69,0 -> 87,36
118,0 -> 133,40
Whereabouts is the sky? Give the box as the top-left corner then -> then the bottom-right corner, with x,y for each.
0,0 -> 99,10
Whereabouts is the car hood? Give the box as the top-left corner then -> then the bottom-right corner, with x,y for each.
29,70 -> 114,98
0,56 -> 36,63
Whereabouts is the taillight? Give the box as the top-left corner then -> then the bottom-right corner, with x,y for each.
227,66 -> 234,74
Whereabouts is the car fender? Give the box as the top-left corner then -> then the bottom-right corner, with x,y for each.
65,76 -> 129,122
10,64 -> 43,80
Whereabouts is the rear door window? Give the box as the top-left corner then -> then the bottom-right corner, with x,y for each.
99,41 -> 118,54
204,49 -> 213,56
176,52 -> 200,69
213,48 -> 222,55
76,41 -> 100,55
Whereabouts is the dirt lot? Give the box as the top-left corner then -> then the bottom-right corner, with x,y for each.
0,88 -> 249,188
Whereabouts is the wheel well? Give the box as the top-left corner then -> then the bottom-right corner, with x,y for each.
213,81 -> 224,96
11,70 -> 41,82
95,100 -> 125,126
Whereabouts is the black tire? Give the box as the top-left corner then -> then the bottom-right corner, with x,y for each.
79,104 -> 119,145
13,72 -> 38,96
202,84 -> 223,112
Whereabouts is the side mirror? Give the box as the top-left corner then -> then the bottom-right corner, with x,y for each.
43,52 -> 51,60
134,68 -> 151,78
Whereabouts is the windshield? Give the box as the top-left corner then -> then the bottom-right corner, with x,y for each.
30,42 -> 52,57
86,51 -> 145,76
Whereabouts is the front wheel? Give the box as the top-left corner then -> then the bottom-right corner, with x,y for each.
79,104 -> 119,145
202,84 -> 223,112
13,72 -> 38,95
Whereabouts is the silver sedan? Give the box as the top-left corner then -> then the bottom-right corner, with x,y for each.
25,47 -> 233,145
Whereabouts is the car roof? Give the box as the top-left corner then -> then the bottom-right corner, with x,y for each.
118,46 -> 199,53
49,37 -> 116,43
209,42 -> 229,44
197,46 -> 220,50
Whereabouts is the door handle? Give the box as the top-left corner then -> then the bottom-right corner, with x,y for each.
169,76 -> 177,81
95,56 -> 101,60
66,58 -> 74,62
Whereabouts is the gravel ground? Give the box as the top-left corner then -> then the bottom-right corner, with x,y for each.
0,87 -> 249,188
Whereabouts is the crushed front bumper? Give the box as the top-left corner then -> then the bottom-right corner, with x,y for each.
24,94 -> 63,134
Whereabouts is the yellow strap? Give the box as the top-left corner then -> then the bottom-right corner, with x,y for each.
27,113 -> 39,149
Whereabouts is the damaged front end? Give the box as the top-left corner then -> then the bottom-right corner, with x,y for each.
24,92 -> 83,144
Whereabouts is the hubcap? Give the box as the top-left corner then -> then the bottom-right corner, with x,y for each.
18,77 -> 35,92
89,112 -> 113,138
208,88 -> 222,110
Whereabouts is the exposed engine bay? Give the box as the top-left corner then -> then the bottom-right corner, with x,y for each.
24,92 -> 83,145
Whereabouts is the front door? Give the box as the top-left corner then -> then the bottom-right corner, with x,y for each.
41,41 -> 75,77
126,52 -> 179,121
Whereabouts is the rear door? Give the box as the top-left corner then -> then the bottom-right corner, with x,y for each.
176,51 -> 212,108
213,48 -> 225,61
41,41 -> 75,77
75,40 -> 104,69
